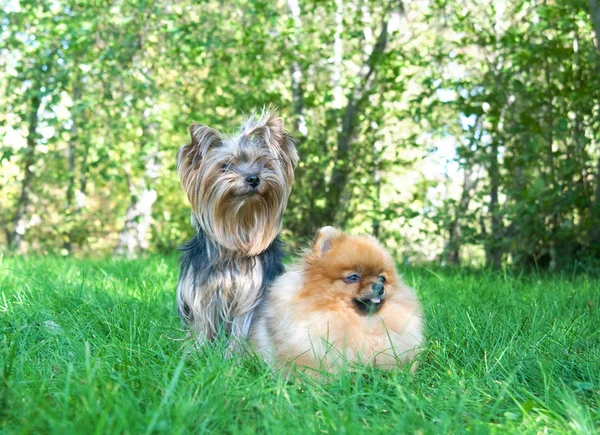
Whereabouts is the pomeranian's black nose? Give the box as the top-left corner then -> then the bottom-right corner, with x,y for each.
371,283 -> 384,296
245,175 -> 260,188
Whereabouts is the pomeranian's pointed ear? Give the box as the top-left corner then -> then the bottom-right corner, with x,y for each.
313,226 -> 342,257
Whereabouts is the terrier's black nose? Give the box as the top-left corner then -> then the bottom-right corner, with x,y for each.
245,175 -> 260,188
371,283 -> 384,296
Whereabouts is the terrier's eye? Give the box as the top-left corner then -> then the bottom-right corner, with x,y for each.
222,163 -> 232,170
343,274 -> 361,284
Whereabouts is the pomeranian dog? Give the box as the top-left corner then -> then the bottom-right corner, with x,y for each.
250,227 -> 424,373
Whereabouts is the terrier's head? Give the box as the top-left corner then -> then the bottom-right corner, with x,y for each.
177,108 -> 299,255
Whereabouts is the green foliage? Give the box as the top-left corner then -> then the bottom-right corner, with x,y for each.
0,0 -> 599,268
414,0 -> 600,268
1,257 -> 599,432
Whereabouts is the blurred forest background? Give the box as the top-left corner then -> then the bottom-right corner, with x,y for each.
1,0 -> 599,269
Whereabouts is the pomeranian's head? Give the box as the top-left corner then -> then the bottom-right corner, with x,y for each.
300,227 -> 400,314
177,107 -> 298,255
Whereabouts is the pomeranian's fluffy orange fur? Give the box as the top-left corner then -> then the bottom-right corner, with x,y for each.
249,227 -> 424,373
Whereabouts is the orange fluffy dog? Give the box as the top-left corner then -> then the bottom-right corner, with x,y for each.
249,227 -> 424,374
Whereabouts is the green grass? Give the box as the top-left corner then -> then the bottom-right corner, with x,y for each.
0,256 -> 598,434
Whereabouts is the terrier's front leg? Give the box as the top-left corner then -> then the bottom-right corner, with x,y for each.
224,311 -> 256,357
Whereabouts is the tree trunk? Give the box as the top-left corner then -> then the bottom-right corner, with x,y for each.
286,0 -> 307,136
114,181 -> 158,257
324,11 -> 391,226
114,120 -> 160,258
331,0 -> 344,110
445,116 -> 482,265
65,79 -> 83,254
543,26 -> 558,271
372,138 -> 382,238
446,167 -> 479,266
590,0 -> 600,55
8,96 -> 42,252
487,140 -> 503,269
595,157 -> 600,225
589,0 -> 600,252
284,0 -> 318,242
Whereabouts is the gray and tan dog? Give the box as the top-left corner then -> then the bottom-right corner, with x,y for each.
176,108 -> 298,351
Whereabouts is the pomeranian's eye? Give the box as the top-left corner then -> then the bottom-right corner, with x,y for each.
378,276 -> 386,283
343,274 -> 361,284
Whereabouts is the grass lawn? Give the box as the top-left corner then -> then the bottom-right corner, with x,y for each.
0,256 -> 598,434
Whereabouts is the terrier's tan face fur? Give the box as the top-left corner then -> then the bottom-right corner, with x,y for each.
177,110 -> 298,255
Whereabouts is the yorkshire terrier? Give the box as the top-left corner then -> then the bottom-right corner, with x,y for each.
176,108 -> 298,351
250,227 -> 424,373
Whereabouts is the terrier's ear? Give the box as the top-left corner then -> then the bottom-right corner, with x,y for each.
176,123 -> 222,203
187,123 -> 222,160
244,111 -> 284,148
177,123 -> 221,174
243,109 -> 299,169
312,226 -> 342,257
267,116 -> 284,147
268,116 -> 299,169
